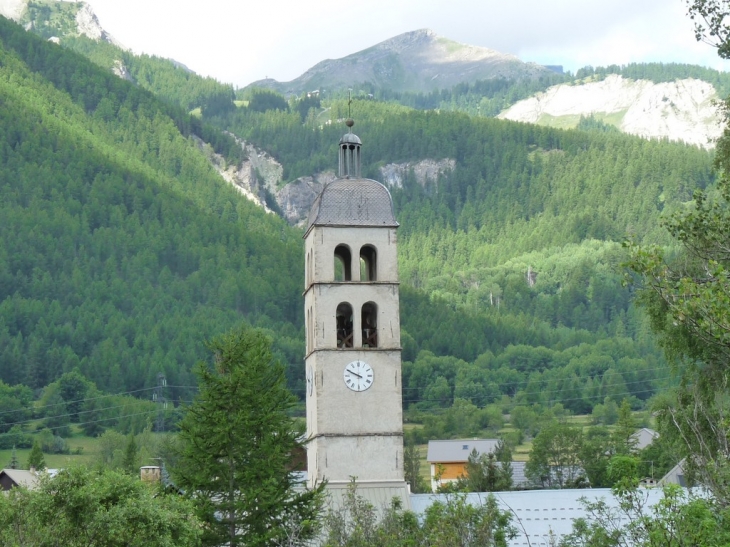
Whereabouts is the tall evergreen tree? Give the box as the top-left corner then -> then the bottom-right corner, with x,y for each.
121,433 -> 139,475
173,325 -> 325,547
27,440 -> 45,471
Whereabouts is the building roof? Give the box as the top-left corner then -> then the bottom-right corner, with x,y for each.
427,439 -> 501,463
0,469 -> 39,490
306,178 -> 399,232
411,487 -> 667,547
510,461 -> 536,489
659,459 -> 686,487
340,132 -> 362,145
631,428 -> 659,451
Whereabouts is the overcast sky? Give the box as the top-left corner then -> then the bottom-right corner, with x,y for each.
82,0 -> 730,88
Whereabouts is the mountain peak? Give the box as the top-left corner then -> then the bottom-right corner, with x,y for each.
247,29 -> 550,95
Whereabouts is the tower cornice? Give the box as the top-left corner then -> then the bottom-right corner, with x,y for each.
304,347 -> 402,360
303,280 -> 400,297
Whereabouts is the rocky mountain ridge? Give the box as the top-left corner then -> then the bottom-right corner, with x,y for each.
212,137 -> 455,225
1,0 -> 122,46
499,74 -> 723,148
249,29 -> 553,96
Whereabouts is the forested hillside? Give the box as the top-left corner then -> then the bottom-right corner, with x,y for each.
2,9 -> 724,444
0,17 -> 303,403
219,93 -> 715,415
62,36 -> 237,116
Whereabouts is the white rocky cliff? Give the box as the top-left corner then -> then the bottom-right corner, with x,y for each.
499,74 -> 723,148
0,0 -> 24,19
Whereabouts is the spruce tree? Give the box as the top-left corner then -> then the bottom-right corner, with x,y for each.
173,325 -> 325,547
122,434 -> 139,475
27,440 -> 45,471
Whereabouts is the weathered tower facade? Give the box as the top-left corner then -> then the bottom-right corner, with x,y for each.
304,122 -> 408,504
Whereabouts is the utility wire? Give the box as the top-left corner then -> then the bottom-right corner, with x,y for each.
0,385 -> 200,418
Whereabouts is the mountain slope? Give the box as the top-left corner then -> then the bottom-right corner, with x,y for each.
0,16 -> 303,398
249,29 -> 553,96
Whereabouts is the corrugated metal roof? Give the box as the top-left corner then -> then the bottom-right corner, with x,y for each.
427,439 -> 501,462
306,178 -> 399,230
410,488 -> 667,547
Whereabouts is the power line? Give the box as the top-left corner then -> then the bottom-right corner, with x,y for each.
0,385 -> 200,419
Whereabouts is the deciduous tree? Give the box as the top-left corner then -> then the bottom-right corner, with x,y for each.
0,466 -> 202,546
526,420 -> 585,488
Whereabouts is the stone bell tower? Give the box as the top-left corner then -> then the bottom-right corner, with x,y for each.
303,120 -> 409,506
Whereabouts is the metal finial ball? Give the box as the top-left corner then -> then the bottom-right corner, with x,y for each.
345,119 -> 355,128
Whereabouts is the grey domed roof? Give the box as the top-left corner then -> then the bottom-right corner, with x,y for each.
306,178 -> 399,231
339,133 -> 362,145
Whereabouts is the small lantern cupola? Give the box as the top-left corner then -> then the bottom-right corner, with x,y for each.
338,118 -> 361,178
303,111 -> 408,509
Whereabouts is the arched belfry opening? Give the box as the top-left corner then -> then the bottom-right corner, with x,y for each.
360,245 -> 377,281
336,302 -> 354,348
338,119 -> 361,178
303,115 -> 407,501
361,302 -> 378,348
334,245 -> 352,281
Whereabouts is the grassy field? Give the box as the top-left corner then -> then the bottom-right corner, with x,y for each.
1,435 -> 97,470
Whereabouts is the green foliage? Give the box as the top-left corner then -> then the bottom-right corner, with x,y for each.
62,35 -> 238,118
36,428 -> 69,455
526,420 -> 585,488
323,480 -> 516,547
457,443 -> 513,493
8,448 -> 19,470
121,433 -> 139,475
173,324 -> 325,547
243,88 -> 290,113
0,17 -> 304,399
4,8 -> 722,432
421,494 -> 516,547
19,0 -> 80,39
335,72 -> 572,117
0,381 -> 32,435
225,93 -> 703,419
0,466 -> 202,546
561,483 -> 730,547
26,439 -> 45,470
575,61 -> 730,96
575,114 -> 620,134
626,102 -> 730,503
579,427 -> 614,488
95,429 -> 127,470
403,435 -> 428,494
611,399 -> 638,455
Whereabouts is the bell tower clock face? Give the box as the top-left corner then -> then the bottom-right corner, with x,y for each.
343,360 -> 374,392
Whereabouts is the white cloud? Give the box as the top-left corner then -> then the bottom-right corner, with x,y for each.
82,0 -> 730,87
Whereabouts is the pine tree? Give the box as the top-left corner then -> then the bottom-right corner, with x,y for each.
122,433 -> 139,475
27,440 -> 45,471
9,447 -> 18,470
173,325 -> 326,547
612,399 -> 638,455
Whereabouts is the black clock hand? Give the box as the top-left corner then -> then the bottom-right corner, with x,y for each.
348,370 -> 363,379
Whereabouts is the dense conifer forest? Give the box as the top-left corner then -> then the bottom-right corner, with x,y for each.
0,13 -> 723,443
0,17 -> 302,406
